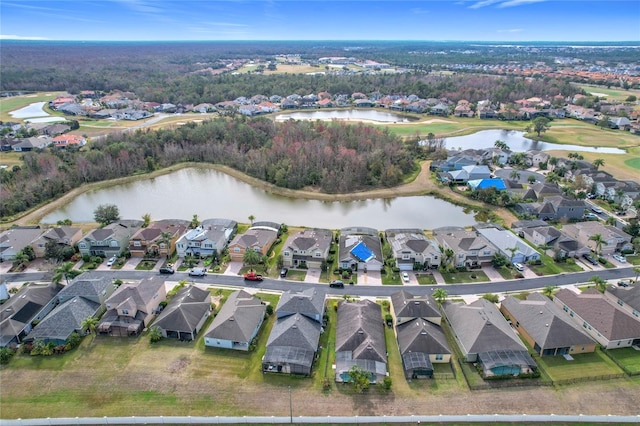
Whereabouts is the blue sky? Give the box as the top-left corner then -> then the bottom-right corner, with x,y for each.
1,0 -> 639,42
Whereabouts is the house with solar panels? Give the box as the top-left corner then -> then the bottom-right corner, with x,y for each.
385,229 -> 441,270
338,227 -> 384,272
391,290 -> 451,379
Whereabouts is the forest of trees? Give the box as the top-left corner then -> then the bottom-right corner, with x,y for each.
0,118 -> 413,218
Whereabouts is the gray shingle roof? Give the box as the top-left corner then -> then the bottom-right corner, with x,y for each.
607,285 -> 640,312
105,276 -> 165,309
204,290 -> 264,342
501,293 -> 594,350
336,300 -> 386,364
397,318 -> 451,357
555,289 -> 640,341
391,290 -> 441,324
154,286 -> 211,334
443,299 -> 526,356
58,275 -> 113,304
276,288 -> 324,321
0,284 -> 60,345
27,296 -> 100,342
266,313 -> 320,352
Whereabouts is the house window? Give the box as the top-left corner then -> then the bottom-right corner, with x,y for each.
315,251 -> 321,257
133,241 -> 141,247
283,251 -> 290,257
122,309 -> 129,315
617,299 -> 624,306
435,354 -> 443,361
79,242 -> 86,248
562,305 -> 568,312
633,310 -> 639,317
471,251 -> 477,255
234,248 -> 240,253
583,321 -> 588,328
515,321 -> 520,328
110,241 -> 118,247
458,254 -> 464,259
253,247 -> 260,252
402,253 -> 410,260
570,311 -> 574,317
483,250 -> 491,255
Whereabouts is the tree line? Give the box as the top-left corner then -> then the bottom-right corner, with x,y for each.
0,118 -> 413,218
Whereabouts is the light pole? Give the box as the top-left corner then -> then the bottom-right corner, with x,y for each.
288,385 -> 293,424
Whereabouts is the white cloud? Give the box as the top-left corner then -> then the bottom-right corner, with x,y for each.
469,0 -> 502,9
0,34 -> 49,40
497,28 -> 524,33
410,7 -> 430,15
469,0 -> 546,8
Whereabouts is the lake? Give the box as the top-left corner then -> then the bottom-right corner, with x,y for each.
9,102 -> 49,119
41,168 -> 480,229
275,109 -> 416,123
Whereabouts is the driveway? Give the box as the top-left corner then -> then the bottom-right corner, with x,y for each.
223,261 -> 243,276
304,268 -> 321,283
358,271 -> 382,286
481,265 -> 505,282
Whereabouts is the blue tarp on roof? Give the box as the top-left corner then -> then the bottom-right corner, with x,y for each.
468,178 -> 507,191
350,242 -> 375,262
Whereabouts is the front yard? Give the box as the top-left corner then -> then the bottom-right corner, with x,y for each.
440,270 -> 490,284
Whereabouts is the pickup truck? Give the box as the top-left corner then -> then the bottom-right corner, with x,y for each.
243,272 -> 264,281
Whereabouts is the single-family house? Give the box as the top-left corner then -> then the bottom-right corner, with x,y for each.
554,288 -> 640,349
432,227 -> 497,269
475,226 -> 540,264
561,222 -> 633,256
520,225 -> 590,260
204,289 -> 264,350
446,165 -> 491,184
153,285 -> 212,341
443,299 -> 537,377
338,227 -> 384,272
335,300 -> 387,383
30,226 -> 82,258
500,293 -> 596,357
0,284 -> 60,347
97,276 -> 166,337
130,219 -> 189,258
52,134 -> 86,148
11,136 -> 52,152
57,274 -> 115,306
78,220 -> 143,257
281,228 -> 333,269
262,289 -> 324,375
391,290 -> 450,379
175,218 -> 236,258
605,285 -> 640,320
228,222 -> 279,262
0,227 -> 43,261
385,229 -> 441,270
25,296 -> 100,346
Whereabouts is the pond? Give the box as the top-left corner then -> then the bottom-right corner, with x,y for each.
41,168 -> 481,229
9,102 -> 50,119
444,129 -> 626,154
275,109 -> 416,123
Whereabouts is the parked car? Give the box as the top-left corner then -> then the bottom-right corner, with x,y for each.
583,253 -> 598,266
513,262 -> 525,272
106,256 -> 117,267
188,267 -> 207,277
402,272 -> 410,283
243,271 -> 263,281
583,213 -> 598,220
329,280 -> 344,288
617,280 -> 630,287
159,266 -> 175,274
280,267 -> 288,278
591,206 -> 603,214
612,254 -> 627,263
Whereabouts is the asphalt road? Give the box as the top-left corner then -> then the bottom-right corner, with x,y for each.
3,266 -> 637,297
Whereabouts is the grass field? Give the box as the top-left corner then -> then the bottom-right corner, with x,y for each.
534,349 -> 624,382
603,347 -> 640,375
577,84 -> 640,103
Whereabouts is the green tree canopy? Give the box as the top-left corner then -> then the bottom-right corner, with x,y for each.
94,204 -> 120,226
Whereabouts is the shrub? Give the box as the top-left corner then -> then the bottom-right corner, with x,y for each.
265,304 -> 274,316
482,293 -> 500,303
382,376 -> 392,391
0,347 -> 15,365
82,254 -> 91,262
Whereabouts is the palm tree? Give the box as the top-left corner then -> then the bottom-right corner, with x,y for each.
81,316 -> 98,339
542,285 -> 556,299
494,140 -> 509,151
505,246 -> 519,264
432,288 -> 448,305
633,266 -> 640,283
243,249 -> 262,272
592,158 -> 605,170
545,172 -> 560,184
590,275 -> 607,293
509,169 -> 521,181
190,214 -> 200,229
605,216 -> 617,226
149,326 -> 163,343
588,233 -> 605,257
248,214 -> 255,225
52,261 -> 76,286
159,231 -> 173,258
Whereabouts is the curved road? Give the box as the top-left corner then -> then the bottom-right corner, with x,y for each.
4,266 -> 637,297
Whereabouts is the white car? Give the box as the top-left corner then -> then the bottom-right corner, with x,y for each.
612,254 -> 627,263
402,272 -> 410,282
513,263 -> 525,272
591,206 -> 603,214
106,256 -> 117,267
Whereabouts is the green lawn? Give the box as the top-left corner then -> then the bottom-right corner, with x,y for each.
440,270 -> 490,284
135,259 -> 158,271
624,255 -> 640,265
283,269 -> 307,281
415,273 -> 437,285
528,253 -> 584,276
496,266 -> 521,280
534,349 -> 624,382
603,347 -> 640,375
624,157 -> 640,170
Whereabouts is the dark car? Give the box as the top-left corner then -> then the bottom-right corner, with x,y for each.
280,267 -> 288,278
329,280 -> 344,288
159,266 -> 174,275
583,253 -> 598,266
617,280 -> 630,287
